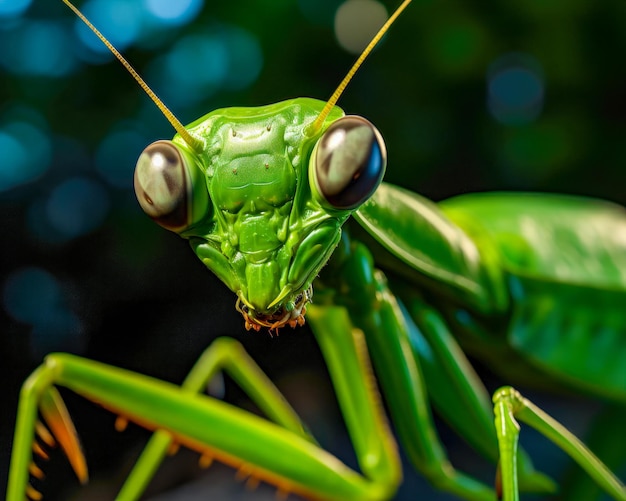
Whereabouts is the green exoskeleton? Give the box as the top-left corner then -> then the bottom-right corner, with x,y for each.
7,0 -> 626,500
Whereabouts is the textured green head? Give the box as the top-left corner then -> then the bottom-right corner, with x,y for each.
134,98 -> 385,330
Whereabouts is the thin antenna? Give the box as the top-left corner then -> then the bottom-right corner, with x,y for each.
306,0 -> 412,137
62,0 -> 204,152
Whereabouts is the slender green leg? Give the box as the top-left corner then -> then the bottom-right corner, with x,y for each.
306,304 -> 402,496
319,240 -> 494,500
493,386 -> 626,501
562,405 -> 626,500
319,238 -> 552,500
395,283 -> 555,495
117,336 -> 314,500
8,365 -> 89,501
398,291 -> 554,495
8,331 -> 402,500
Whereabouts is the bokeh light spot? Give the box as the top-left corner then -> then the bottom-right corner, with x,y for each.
3,267 -> 60,325
149,26 -> 262,109
46,177 -> 111,238
334,0 -> 388,55
168,34 -> 228,88
0,132 -> 27,190
3,267 -> 85,357
488,53 -> 544,125
75,0 -> 142,57
0,121 -> 52,191
222,26 -> 264,91
144,0 -> 203,26
0,20 -> 77,77
0,0 -> 32,18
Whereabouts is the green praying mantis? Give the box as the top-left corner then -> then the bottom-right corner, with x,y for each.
6,0 -> 626,500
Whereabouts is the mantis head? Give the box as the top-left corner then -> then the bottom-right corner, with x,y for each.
134,99 -> 386,331
63,0 -> 410,331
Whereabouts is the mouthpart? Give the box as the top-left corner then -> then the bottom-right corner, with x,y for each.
235,288 -> 312,333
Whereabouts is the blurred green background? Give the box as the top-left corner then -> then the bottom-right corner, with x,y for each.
1,0 -> 626,499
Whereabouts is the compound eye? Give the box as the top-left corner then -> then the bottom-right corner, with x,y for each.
312,116 -> 386,210
134,140 -> 199,231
